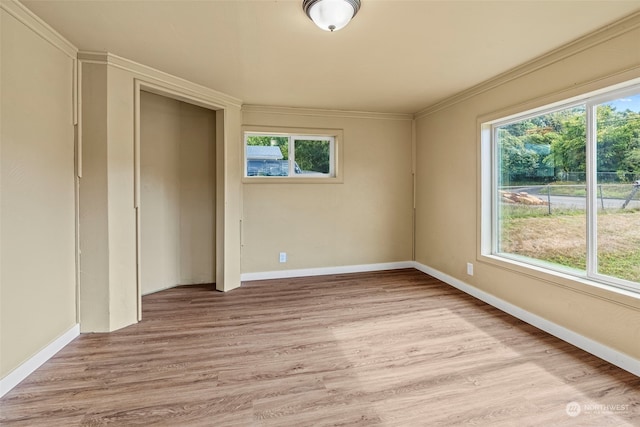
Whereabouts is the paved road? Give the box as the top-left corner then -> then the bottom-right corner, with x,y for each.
545,195 -> 639,210
508,186 -> 640,210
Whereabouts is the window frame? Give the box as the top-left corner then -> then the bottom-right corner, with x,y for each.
242,126 -> 343,184
480,80 -> 640,296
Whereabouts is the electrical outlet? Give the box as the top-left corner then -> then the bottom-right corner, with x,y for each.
467,262 -> 474,276
279,252 -> 287,263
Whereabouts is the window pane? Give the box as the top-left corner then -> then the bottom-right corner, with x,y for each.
246,136 -> 289,176
595,93 -> 640,283
293,139 -> 331,175
496,106 -> 587,271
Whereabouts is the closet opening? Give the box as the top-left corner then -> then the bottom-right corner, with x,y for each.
137,89 -> 218,314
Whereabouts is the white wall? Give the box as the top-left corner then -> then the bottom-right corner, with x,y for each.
140,91 -> 216,294
1,3 -> 77,379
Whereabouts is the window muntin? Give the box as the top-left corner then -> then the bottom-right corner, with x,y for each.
245,133 -> 335,178
486,84 -> 640,293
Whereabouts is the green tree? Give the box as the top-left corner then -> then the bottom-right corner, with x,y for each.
546,108 -> 587,176
619,148 -> 640,179
295,140 -> 330,173
611,109 -> 640,181
596,105 -> 632,179
498,129 -> 539,183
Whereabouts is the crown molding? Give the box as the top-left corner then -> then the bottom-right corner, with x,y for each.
78,51 -> 243,108
415,10 -> 640,120
1,0 -> 77,58
243,104 -> 414,121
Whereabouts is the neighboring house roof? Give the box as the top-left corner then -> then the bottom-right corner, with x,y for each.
247,145 -> 283,160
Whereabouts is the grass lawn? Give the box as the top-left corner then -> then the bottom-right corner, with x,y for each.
501,208 -> 640,283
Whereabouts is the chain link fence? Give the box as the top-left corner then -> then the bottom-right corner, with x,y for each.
500,182 -> 640,215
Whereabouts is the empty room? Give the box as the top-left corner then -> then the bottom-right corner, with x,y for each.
1,0 -> 639,425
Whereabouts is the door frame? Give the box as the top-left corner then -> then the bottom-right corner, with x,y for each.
134,79 -> 225,320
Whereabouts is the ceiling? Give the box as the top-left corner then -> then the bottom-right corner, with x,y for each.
22,0 -> 640,114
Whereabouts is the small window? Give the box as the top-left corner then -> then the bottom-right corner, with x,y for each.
244,132 -> 336,179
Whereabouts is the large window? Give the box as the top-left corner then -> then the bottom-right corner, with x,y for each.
483,83 -> 640,293
244,132 -> 336,179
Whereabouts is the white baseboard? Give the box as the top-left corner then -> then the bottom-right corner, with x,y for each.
241,261 -> 415,282
413,262 -> 640,378
0,323 -> 80,398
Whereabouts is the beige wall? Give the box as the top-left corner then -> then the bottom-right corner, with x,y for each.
78,62 -> 110,331
414,26 -> 640,359
215,107 -> 243,292
179,101 -> 216,285
1,5 -> 77,378
241,108 -> 414,273
140,91 -> 215,294
105,66 -> 138,329
79,62 -> 138,332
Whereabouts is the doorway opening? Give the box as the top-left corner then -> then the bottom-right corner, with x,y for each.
136,85 -> 221,319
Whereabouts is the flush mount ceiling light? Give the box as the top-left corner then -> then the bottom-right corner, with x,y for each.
302,0 -> 361,32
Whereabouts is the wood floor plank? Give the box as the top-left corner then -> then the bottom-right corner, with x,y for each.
1,269 -> 638,426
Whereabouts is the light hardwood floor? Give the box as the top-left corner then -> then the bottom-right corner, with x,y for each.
1,269 -> 638,426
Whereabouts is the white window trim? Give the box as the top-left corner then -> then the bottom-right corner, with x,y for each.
480,81 -> 640,297
242,126 -> 343,184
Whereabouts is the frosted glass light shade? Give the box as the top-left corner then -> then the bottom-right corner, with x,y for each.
303,0 -> 361,32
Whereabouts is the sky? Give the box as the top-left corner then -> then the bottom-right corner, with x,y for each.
607,93 -> 640,113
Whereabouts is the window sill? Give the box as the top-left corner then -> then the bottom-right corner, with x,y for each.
242,176 -> 344,184
478,253 -> 640,308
